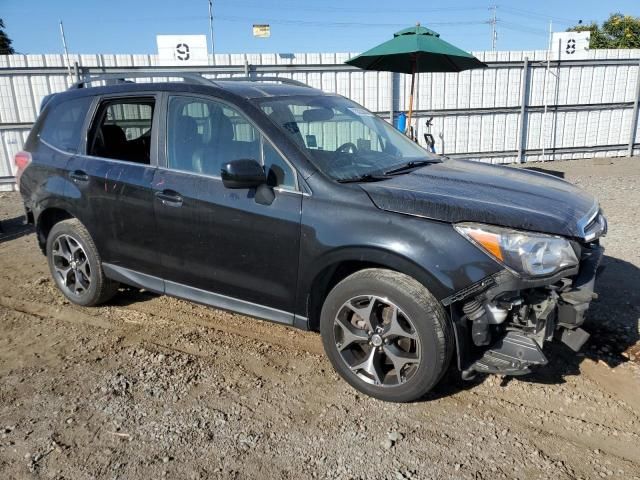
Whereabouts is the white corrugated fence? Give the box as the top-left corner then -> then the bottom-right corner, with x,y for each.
1,48 -> 639,189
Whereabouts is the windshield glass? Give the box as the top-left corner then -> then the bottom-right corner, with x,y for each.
256,95 -> 439,181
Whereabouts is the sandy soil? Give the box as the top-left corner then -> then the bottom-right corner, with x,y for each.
0,157 -> 639,480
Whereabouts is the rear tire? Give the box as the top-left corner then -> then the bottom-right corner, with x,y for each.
46,218 -> 119,306
320,268 -> 453,402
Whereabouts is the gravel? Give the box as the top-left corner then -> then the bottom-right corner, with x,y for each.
0,157 -> 638,479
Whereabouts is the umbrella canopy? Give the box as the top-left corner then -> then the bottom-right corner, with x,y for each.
346,25 -> 486,73
346,25 -> 486,138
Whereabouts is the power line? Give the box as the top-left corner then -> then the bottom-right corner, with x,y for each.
215,1 -> 489,14
499,20 -> 549,37
499,6 -> 576,26
214,15 -> 490,29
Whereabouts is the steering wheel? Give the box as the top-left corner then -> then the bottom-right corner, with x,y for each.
336,142 -> 358,154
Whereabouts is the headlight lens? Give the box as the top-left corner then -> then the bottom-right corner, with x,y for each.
455,223 -> 579,277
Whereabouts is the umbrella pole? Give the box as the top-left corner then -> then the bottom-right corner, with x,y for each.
405,63 -> 416,139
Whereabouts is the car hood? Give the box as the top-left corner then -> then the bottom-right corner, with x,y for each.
360,158 -> 597,238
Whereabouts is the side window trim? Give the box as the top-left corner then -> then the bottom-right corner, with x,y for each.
163,93 -> 299,191
83,93 -> 160,167
261,135 -> 299,191
79,95 -> 102,155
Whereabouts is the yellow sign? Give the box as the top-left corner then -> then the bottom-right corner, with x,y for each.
253,24 -> 271,38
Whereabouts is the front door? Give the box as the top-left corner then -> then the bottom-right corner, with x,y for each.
152,95 -> 302,318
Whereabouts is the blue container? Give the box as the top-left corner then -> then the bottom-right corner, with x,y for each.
395,112 -> 406,132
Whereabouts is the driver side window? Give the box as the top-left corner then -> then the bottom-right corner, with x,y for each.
167,96 -> 297,189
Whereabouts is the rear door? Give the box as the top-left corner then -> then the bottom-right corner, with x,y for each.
152,94 -> 302,317
67,94 -> 161,277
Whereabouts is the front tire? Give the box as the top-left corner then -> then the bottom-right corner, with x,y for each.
320,269 -> 453,402
46,218 -> 119,306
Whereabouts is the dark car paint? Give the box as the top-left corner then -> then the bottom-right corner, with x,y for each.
62,92 -> 162,275
151,168 -> 303,312
294,176 -> 502,318
360,159 -> 597,238
67,156 -> 160,274
20,80 -> 595,331
19,141 -> 73,237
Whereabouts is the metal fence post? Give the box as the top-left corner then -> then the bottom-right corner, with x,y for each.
628,59 -> 640,157
73,61 -> 81,83
516,57 -> 530,163
388,71 -> 394,123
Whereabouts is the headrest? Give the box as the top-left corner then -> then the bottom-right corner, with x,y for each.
218,114 -> 234,141
209,106 -> 234,142
175,115 -> 199,143
101,124 -> 126,145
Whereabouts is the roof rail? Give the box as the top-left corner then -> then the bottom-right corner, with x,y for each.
216,76 -> 311,88
69,72 -> 216,89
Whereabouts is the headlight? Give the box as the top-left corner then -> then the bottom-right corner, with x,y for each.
455,223 -> 578,277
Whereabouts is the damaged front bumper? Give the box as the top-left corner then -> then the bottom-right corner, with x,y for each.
448,243 -> 604,379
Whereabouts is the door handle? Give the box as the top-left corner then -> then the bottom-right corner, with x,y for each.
155,189 -> 183,207
69,170 -> 89,182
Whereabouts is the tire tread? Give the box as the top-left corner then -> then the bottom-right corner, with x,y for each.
320,268 -> 454,402
47,218 -> 119,306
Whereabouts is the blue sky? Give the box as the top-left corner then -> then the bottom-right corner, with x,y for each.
3,0 -> 639,55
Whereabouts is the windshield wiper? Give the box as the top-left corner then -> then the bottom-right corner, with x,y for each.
337,173 -> 390,184
384,159 -> 437,175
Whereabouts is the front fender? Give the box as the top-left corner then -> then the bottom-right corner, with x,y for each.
296,192 -> 503,316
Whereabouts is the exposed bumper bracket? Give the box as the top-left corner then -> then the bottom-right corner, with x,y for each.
559,327 -> 590,352
462,331 -> 548,379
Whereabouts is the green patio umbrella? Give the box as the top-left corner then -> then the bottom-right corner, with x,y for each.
346,24 -> 486,134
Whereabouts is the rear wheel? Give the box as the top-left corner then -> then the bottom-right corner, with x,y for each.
46,219 -> 119,306
320,268 -> 453,402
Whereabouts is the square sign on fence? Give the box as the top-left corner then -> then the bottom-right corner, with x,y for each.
253,25 -> 271,38
156,35 -> 208,65
551,32 -> 590,60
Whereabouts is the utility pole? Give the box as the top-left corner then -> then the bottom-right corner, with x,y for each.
490,5 -> 497,51
59,21 -> 73,82
208,0 -> 215,64
541,20 -> 553,161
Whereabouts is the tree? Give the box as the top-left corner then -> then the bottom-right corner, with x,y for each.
568,13 -> 640,49
0,18 -> 15,55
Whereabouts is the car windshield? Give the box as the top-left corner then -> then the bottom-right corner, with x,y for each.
256,95 -> 439,182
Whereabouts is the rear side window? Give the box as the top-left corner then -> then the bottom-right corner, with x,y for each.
38,96 -> 92,153
87,98 -> 155,164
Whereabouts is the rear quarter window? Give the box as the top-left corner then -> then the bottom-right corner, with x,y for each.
38,96 -> 93,153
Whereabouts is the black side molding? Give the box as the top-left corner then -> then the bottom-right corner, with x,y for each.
102,263 -> 308,329
103,263 -> 165,294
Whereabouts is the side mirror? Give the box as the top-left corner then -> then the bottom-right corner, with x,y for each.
221,159 -> 265,189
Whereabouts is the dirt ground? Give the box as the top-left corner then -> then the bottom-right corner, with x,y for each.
0,157 -> 639,480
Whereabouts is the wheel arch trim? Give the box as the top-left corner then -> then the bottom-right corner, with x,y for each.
298,246 -> 450,330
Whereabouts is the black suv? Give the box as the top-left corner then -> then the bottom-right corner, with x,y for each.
17,73 -> 606,402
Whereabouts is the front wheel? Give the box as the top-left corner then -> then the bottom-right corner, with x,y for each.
46,218 -> 119,306
320,269 -> 453,402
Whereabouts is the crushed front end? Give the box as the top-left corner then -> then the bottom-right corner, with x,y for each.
446,210 -> 607,378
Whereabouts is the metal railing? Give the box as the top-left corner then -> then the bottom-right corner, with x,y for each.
1,50 -> 639,187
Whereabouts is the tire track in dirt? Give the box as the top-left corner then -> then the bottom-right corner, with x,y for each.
462,389 -> 640,465
0,288 -> 324,357
441,390 -> 640,480
111,294 -> 325,355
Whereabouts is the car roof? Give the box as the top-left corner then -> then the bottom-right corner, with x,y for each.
211,80 -> 322,99
50,78 -> 327,105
